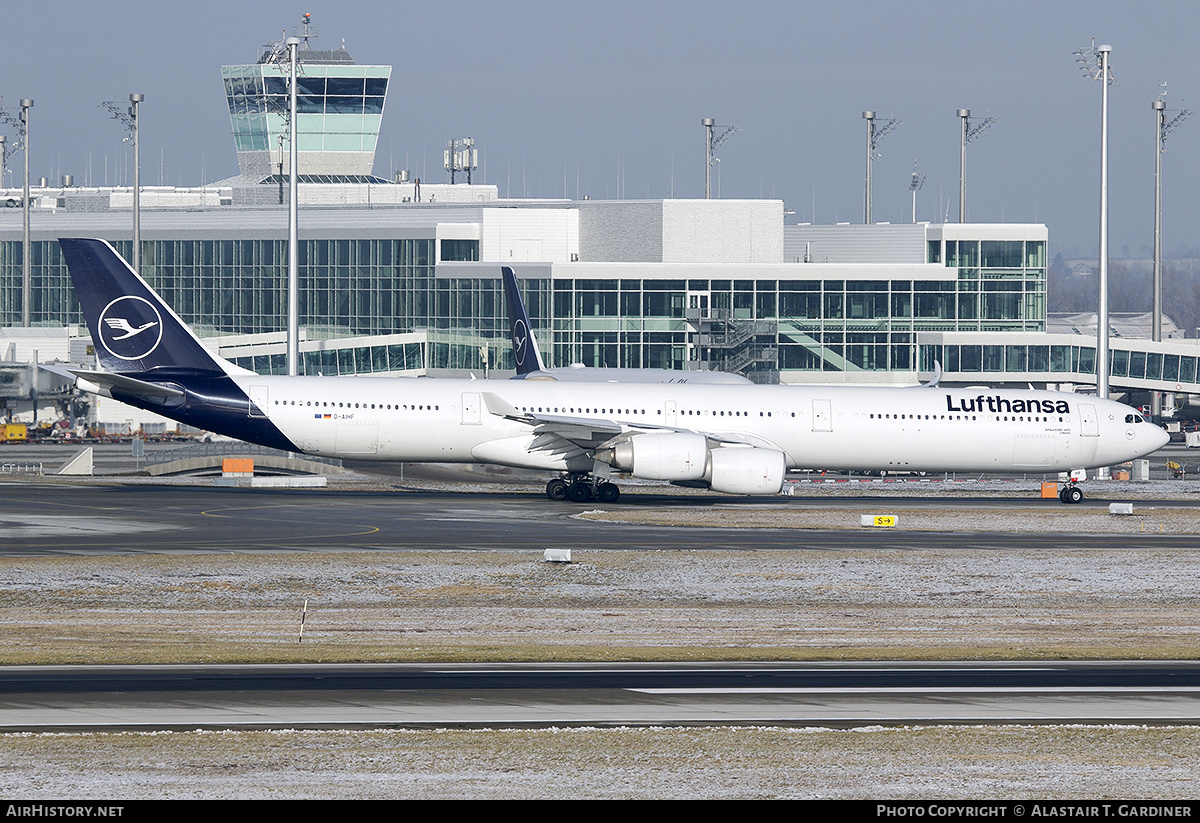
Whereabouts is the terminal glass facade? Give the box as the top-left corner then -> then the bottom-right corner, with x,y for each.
544,236 -> 1045,378
0,233 -> 1047,379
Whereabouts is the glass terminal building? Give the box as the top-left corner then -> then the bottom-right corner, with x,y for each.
0,201 -> 1050,380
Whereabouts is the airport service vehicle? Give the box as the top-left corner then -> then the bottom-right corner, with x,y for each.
52,238 -> 1168,504
501,266 -> 750,385
0,423 -> 27,443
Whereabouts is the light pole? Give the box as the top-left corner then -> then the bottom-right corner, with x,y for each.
1076,41 -> 1113,401
1151,94 -> 1191,419
862,110 -> 899,225
261,19 -> 306,376
1098,46 -> 1111,402
130,94 -> 142,275
957,108 -> 995,223
287,36 -> 300,376
102,93 -> 144,274
702,117 -> 738,199
20,100 -> 32,328
909,160 -> 926,224
0,100 -> 34,325
1153,100 -> 1164,357
703,118 -> 713,199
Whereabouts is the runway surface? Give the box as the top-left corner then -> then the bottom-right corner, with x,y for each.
1,481 -> 1198,556
3,472 -> 1199,730
4,661 -> 1200,731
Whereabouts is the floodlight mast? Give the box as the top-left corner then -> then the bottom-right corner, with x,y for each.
909,160 -> 926,224
1075,41 -> 1114,401
130,95 -> 142,275
17,100 -> 32,327
702,117 -> 738,199
862,111 -> 899,224
957,108 -> 995,223
21,100 -> 32,327
261,15 -> 310,377
0,100 -> 33,325
101,94 -> 144,273
287,35 -> 300,376
1152,93 -> 1191,419
703,118 -> 713,198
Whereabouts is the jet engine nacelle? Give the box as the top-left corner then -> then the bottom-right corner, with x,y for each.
609,432 -> 709,481
705,446 -> 786,495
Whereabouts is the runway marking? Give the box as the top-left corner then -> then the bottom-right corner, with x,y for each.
199,503 -> 381,538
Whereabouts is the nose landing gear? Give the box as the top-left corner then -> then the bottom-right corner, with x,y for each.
1058,483 -> 1084,504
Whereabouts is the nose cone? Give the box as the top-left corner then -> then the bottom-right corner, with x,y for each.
1152,425 -> 1171,452
1125,422 -> 1171,461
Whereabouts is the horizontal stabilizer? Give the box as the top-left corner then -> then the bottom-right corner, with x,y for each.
41,364 -> 184,402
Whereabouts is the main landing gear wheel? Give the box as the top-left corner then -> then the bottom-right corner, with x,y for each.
546,475 -> 621,503
546,479 -> 569,500
567,481 -> 594,502
1059,484 -> 1084,504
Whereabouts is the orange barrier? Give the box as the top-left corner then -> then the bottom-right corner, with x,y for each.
222,458 -> 254,476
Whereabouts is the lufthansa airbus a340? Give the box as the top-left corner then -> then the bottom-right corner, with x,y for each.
50,238 -> 1168,504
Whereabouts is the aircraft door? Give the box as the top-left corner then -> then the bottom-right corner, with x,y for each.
813,399 -> 832,432
1079,403 -> 1099,437
462,392 -> 482,425
248,384 -> 268,418
665,400 -> 678,427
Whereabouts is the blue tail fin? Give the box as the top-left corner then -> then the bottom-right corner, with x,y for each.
501,266 -> 547,375
59,238 -> 234,377
59,238 -> 297,451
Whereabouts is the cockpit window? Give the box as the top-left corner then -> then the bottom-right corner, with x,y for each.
1125,413 -> 1146,424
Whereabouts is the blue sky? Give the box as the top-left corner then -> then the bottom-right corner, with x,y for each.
5,0 -> 1200,257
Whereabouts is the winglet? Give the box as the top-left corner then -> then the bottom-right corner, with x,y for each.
501,266 -> 547,375
919,361 -> 943,388
481,391 -> 524,419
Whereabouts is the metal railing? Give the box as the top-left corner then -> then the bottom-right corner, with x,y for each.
143,442 -> 342,469
1,462 -> 43,475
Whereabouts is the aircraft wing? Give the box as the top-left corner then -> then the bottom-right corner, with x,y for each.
481,392 -> 624,451
480,391 -> 785,456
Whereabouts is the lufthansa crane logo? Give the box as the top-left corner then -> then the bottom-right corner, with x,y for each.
97,296 -> 163,361
512,318 -> 529,368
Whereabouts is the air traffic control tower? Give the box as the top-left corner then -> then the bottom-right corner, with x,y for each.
220,28 -> 390,182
